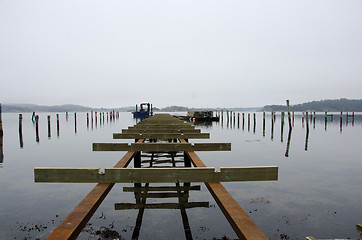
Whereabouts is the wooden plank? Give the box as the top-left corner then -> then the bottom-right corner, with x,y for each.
180,139 -> 269,240
129,125 -> 195,129
35,167 -> 278,183
113,133 -> 210,139
115,202 -> 209,210
93,143 -> 231,152
46,139 -> 144,240
121,129 -> 201,133
123,185 -> 201,192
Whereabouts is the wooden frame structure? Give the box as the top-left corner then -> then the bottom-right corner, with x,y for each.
36,114 -> 277,240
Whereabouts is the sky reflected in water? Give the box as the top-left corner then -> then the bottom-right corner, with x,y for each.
0,111 -> 361,239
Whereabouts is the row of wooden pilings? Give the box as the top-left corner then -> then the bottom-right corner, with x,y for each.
10,110 -> 120,149
214,110 -> 355,132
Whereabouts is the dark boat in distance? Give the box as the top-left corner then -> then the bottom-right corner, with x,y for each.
132,102 -> 153,119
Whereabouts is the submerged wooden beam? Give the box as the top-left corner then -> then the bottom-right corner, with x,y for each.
34,167 -> 278,183
123,185 -> 201,192
113,132 -> 209,139
93,142 -> 231,152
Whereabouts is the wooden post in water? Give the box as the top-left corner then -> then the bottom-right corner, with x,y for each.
87,113 -> 89,129
305,112 -> 309,151
324,112 -> 327,131
95,111 -> 98,127
247,113 -> 250,132
91,111 -> 94,129
313,112 -> 316,129
253,113 -> 256,133
66,112 -> 69,121
237,113 -> 240,128
352,112 -> 355,126
0,103 -> 3,137
102,112 -> 105,124
74,112 -> 77,134
281,112 -> 284,142
271,112 -> 274,140
286,100 -> 292,130
262,112 -> 265,137
56,114 -> 60,137
19,114 -> 24,148
47,115 -> 51,139
242,113 -> 245,130
35,115 -> 40,143
340,112 -> 343,133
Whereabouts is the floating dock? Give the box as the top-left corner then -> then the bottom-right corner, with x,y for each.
35,114 -> 278,239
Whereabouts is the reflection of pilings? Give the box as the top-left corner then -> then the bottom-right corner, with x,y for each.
0,116 -> 3,162
91,111 -> 94,129
74,112 -> 77,134
284,128 -> 292,157
131,183 -> 149,240
237,113 -> 240,129
305,112 -> 309,151
102,112 -> 105,124
313,112 -> 316,129
324,112 -> 327,131
87,113 -> 89,129
56,114 -> 60,137
47,115 -> 51,139
281,112 -> 284,142
271,112 -> 274,141
95,111 -> 98,127
176,182 -> 193,240
262,112 -> 265,137
19,114 -> 23,148
292,112 -> 295,127
35,115 -> 40,143
66,112 -> 69,121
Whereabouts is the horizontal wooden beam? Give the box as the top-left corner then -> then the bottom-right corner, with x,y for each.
129,125 -> 195,130
121,129 -> 201,133
34,167 -> 278,183
93,143 -> 231,152
114,202 -> 209,210
123,185 -> 201,192
113,133 -> 210,139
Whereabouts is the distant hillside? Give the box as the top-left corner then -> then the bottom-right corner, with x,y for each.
1,104 -> 136,113
263,99 -> 362,112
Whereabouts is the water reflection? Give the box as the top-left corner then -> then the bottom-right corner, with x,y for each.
115,182 -> 209,240
212,111 -> 361,158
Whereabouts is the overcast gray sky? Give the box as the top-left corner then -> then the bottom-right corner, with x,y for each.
1,0 -> 361,108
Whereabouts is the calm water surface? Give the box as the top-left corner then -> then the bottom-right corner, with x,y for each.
0,112 -> 361,239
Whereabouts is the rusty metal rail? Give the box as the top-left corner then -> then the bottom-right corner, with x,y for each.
47,140 -> 144,240
181,140 -> 268,240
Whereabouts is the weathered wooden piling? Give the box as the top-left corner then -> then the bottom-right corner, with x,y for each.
281,112 -> 284,142
271,112 -> 274,140
286,100 -> 292,130
35,115 -> 40,143
95,111 -> 98,127
74,113 -> 77,134
47,115 -> 51,139
340,112 -> 343,133
237,113 -> 240,128
247,113 -> 250,132
324,112 -> 327,131
0,103 -> 3,137
57,114 -> 60,137
313,112 -> 316,129
262,112 -> 265,137
305,112 -> 309,151
87,113 -> 89,128
19,114 -> 23,148
242,113 -> 245,130
253,113 -> 256,133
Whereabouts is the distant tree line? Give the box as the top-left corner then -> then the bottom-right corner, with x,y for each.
263,99 -> 362,112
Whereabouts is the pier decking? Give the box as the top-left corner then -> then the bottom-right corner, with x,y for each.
35,114 -> 278,239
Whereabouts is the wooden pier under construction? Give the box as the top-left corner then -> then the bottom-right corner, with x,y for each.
34,113 -> 278,239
